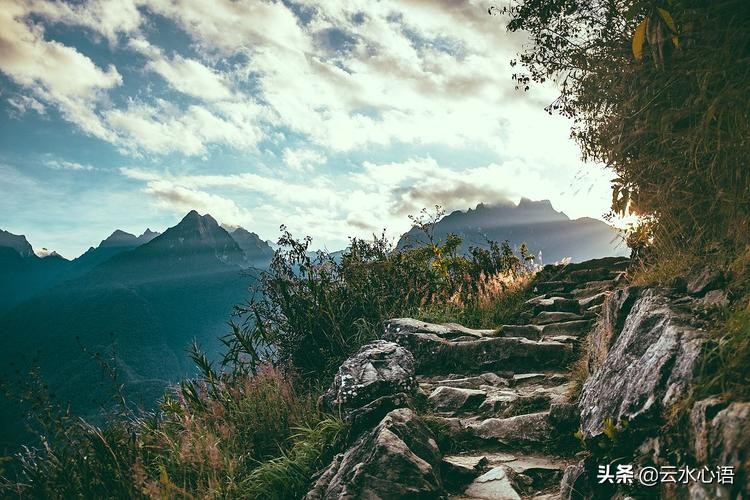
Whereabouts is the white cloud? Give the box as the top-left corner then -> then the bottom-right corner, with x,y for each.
282,148 -> 327,171
0,1 -> 121,140
46,159 -> 95,171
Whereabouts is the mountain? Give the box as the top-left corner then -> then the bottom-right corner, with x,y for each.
0,212 -> 258,453
66,228 -> 161,279
397,199 -> 628,263
229,227 -> 275,267
0,230 -> 70,314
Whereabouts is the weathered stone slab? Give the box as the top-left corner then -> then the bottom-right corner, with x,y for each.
429,386 -> 487,413
541,319 -> 592,336
532,311 -> 585,325
384,320 -> 573,375
461,466 -> 521,500
579,289 -> 706,439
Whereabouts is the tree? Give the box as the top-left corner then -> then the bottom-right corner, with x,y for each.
495,0 -> 750,254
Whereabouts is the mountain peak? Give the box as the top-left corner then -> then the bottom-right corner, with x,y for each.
0,229 -> 34,258
99,230 -> 138,248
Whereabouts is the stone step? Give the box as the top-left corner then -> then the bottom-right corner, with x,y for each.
419,372 -> 510,391
531,297 -> 581,315
384,322 -> 574,375
498,324 -> 543,340
445,453 -> 570,499
567,267 -> 621,283
578,291 -> 609,308
540,319 -> 593,336
429,386 -> 487,413
533,280 -> 577,294
531,311 -> 586,325
434,411 -> 554,450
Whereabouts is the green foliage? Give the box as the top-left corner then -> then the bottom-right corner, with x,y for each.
500,0 -> 750,258
226,219 -> 533,381
695,302 -> 750,402
1,364 -> 325,498
241,417 -> 345,499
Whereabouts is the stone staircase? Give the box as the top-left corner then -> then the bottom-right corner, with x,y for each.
383,257 -> 630,499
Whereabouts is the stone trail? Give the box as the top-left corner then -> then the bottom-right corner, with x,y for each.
307,257 -> 630,500
383,257 -> 629,499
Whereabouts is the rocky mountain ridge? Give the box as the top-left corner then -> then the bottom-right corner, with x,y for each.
397,199 -> 628,264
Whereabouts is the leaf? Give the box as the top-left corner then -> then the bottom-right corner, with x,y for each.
632,18 -> 648,61
657,7 -> 677,33
672,35 -> 680,48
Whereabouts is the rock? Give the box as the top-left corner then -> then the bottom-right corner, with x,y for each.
568,267 -> 617,283
383,320 -> 573,375
534,281 -> 577,293
690,397 -> 728,463
382,318 -> 494,339
697,289 -> 730,308
429,386 -> 487,413
549,402 -> 580,432
532,311 -> 585,325
579,289 -> 706,440
541,320 -> 592,336
690,402 -> 750,498
441,455 -> 488,491
305,408 -> 443,499
321,340 -> 416,429
461,466 -> 521,500
687,268 -> 724,296
559,461 -> 593,500
586,286 -> 642,374
500,324 -> 544,340
579,292 -> 609,308
530,297 -> 581,315
464,412 -> 552,448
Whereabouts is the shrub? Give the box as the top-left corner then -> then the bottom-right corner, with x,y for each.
224,224 -> 534,382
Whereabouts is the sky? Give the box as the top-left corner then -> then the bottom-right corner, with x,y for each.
0,0 -> 615,259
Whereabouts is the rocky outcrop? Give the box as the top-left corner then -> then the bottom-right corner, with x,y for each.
321,340 -> 417,431
579,287 -> 707,439
305,408 -> 444,499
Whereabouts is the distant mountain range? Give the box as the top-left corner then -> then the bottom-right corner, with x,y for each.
397,199 -> 627,264
0,200 -> 625,453
0,212 -> 274,453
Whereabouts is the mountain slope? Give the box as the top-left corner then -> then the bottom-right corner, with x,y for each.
0,212 -> 256,453
397,199 -> 627,263
229,227 -> 274,267
66,229 -> 161,279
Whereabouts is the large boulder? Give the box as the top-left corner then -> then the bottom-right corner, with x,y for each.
305,408 -> 443,499
321,340 -> 416,430
580,288 -> 707,439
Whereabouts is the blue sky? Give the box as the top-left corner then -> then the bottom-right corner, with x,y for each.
0,0 -> 614,258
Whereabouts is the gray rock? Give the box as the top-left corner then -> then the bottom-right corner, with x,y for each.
532,311 -> 585,325
464,412 -> 552,448
429,386 -> 487,413
321,340 -> 416,428
697,289 -> 730,308
461,466 -> 521,500
559,461 -> 592,500
690,402 -> 750,498
541,320 -> 592,336
687,268 -> 724,296
579,292 -> 609,308
305,408 -> 443,499
579,289 -> 706,439
383,320 -> 573,375
527,297 -> 581,315
500,324 -> 544,340
382,318 -> 494,339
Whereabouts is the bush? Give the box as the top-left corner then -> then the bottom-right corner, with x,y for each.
225,225 -> 534,382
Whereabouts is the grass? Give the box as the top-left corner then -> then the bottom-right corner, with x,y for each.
415,271 -> 535,329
